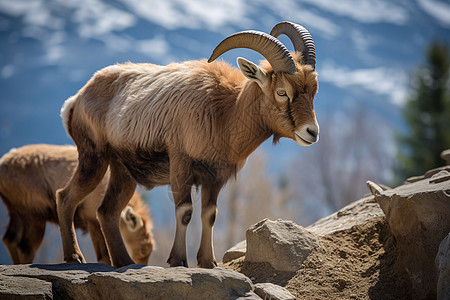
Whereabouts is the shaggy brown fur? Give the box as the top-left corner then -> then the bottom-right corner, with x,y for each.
0,144 -> 154,265
58,44 -> 319,268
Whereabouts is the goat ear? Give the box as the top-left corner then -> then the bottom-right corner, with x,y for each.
120,206 -> 144,232
237,57 -> 269,88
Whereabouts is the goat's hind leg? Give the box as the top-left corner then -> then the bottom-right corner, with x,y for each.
86,219 -> 111,265
97,157 -> 136,267
56,150 -> 108,264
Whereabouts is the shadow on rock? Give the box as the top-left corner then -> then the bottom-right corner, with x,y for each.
30,263 -> 147,273
367,220 -> 412,300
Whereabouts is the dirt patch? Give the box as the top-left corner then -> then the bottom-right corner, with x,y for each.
221,217 -> 412,300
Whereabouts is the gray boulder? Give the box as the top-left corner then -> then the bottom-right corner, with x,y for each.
436,233 -> 450,300
0,274 -> 53,300
223,240 -> 247,263
404,149 -> 450,183
223,196 -> 385,265
245,218 -> 323,272
405,165 -> 450,183
90,266 -> 258,299
0,264 -> 261,299
367,170 -> 450,300
441,149 -> 450,165
254,283 -> 295,300
0,263 -> 115,299
307,195 -> 385,237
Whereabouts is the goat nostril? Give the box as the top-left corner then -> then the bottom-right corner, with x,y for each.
307,127 -> 317,138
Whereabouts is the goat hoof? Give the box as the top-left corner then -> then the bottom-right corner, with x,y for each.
197,260 -> 217,269
113,258 -> 135,268
167,256 -> 188,268
65,254 -> 85,264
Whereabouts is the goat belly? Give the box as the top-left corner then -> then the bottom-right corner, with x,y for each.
114,148 -> 170,189
192,160 -> 238,185
112,148 -> 238,188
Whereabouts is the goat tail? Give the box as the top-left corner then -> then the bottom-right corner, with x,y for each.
60,96 -> 76,138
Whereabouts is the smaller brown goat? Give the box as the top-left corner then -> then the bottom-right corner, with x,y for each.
0,144 -> 154,265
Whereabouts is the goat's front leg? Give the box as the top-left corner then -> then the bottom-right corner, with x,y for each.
167,153 -> 193,267
2,213 -> 23,264
3,213 -> 45,264
18,217 -> 46,264
197,182 -> 223,268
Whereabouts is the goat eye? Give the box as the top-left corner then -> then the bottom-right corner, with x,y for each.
277,90 -> 287,97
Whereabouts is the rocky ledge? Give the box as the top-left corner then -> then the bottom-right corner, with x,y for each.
1,150 -> 449,300
0,264 -> 263,299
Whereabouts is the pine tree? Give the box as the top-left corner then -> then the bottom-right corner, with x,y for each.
396,41 -> 450,181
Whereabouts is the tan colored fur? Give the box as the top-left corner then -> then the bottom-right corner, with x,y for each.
58,49 -> 318,268
0,144 -> 154,265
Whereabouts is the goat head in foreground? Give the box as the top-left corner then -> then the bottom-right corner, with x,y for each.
0,144 -> 154,265
57,21 -> 319,268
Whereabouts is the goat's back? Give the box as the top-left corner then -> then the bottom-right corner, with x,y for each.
69,61 -> 243,159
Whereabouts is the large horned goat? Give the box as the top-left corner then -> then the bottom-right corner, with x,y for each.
57,21 -> 319,268
0,144 -> 154,265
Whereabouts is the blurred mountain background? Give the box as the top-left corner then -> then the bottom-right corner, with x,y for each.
0,0 -> 449,266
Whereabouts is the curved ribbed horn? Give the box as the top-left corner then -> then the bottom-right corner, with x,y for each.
208,30 -> 297,74
270,21 -> 316,69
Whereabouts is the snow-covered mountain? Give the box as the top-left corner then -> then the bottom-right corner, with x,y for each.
0,0 -> 449,264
